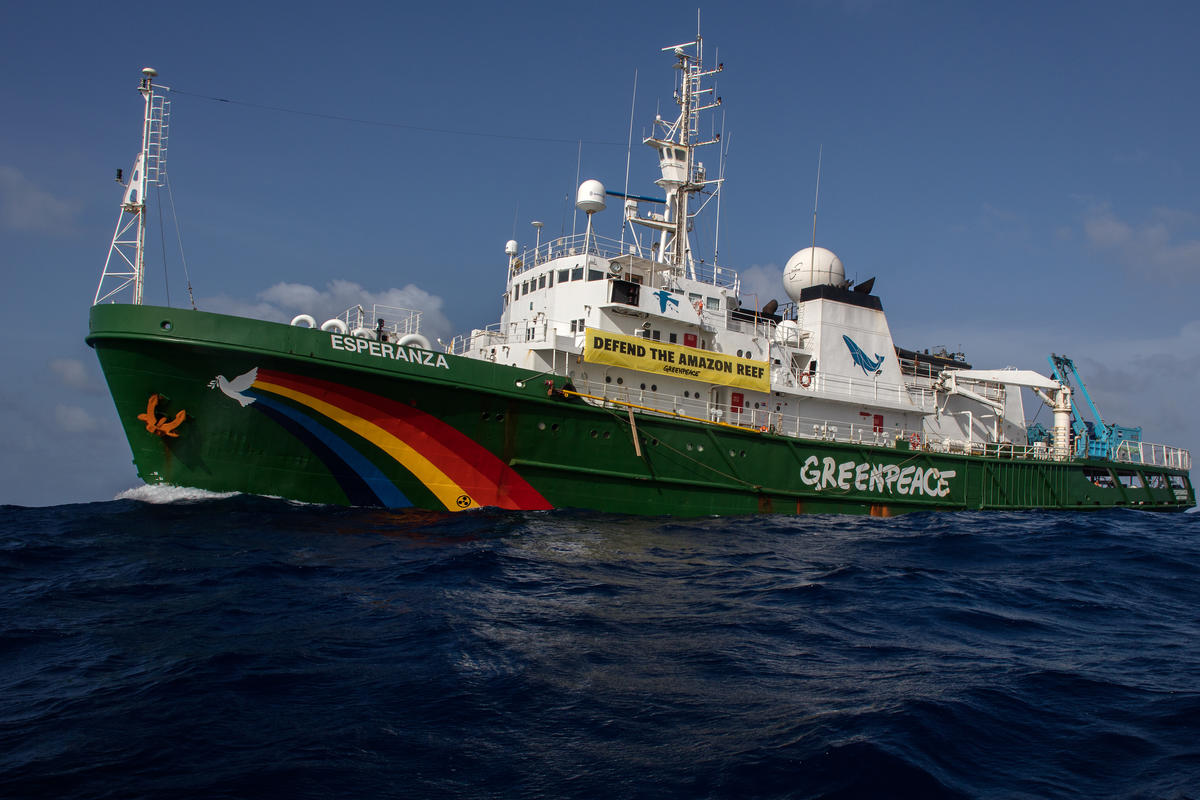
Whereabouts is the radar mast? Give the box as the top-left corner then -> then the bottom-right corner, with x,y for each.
630,33 -> 723,278
94,67 -> 170,305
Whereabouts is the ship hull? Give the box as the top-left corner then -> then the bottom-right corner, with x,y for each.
88,304 -> 1195,515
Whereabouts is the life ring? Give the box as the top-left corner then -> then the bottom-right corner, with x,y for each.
290,314 -> 316,328
799,371 -> 812,388
320,318 -> 348,334
396,333 -> 432,349
694,300 -> 704,315
909,432 -> 922,449
350,327 -> 374,339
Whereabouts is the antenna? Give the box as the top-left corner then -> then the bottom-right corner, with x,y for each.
571,140 -> 582,238
619,69 -> 638,253
811,144 -> 823,252
714,118 -> 728,266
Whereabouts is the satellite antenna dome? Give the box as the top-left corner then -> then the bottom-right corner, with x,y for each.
576,179 -> 606,214
504,240 -> 519,256
783,246 -> 845,301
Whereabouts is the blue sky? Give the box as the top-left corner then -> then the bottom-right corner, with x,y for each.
2,1 -> 1197,506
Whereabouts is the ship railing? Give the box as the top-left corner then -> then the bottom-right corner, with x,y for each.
771,365 -> 940,411
1112,440 -> 1192,470
567,377 -> 1089,462
337,304 -> 423,339
511,233 -> 739,290
447,317 -> 590,357
514,233 -> 635,273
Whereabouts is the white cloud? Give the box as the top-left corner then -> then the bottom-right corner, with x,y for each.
201,280 -> 454,341
54,403 -> 99,433
49,358 -> 93,390
736,263 -> 785,309
1083,204 -> 1200,282
0,165 -> 76,232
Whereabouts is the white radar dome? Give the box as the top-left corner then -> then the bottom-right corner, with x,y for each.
576,179 -> 607,214
505,239 -> 519,256
783,246 -> 845,301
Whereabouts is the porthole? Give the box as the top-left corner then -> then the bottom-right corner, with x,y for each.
640,383 -> 646,390
605,376 -> 612,383
686,443 -> 694,451
481,411 -> 491,420
590,430 -> 598,438
650,384 -> 657,392
729,449 -> 736,458
538,422 -> 546,430
551,423 -> 560,432
740,450 -> 747,458
603,431 -> 611,439
697,445 -> 704,452
684,391 -> 691,398
616,377 -> 623,385
495,412 -> 504,421
160,320 -> 173,331
650,438 -> 659,446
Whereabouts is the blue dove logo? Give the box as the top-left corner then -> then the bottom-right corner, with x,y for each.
843,335 -> 885,375
652,289 -> 680,314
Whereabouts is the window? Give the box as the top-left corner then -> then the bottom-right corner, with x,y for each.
513,284 -> 520,299
577,318 -> 585,332
558,269 -> 570,283
570,320 -> 577,333
587,269 -> 604,281
571,267 -> 584,281
651,330 -> 661,340
688,293 -> 702,305
1168,475 -> 1186,489
669,333 -> 677,344
706,296 -> 720,310
1084,468 -> 1116,488
538,274 -> 546,290
1146,473 -> 1167,489
1117,471 -> 1143,489
675,149 -> 685,159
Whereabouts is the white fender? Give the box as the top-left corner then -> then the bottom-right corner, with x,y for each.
320,318 -> 348,334
350,327 -> 374,339
396,333 -> 432,350
290,314 -> 316,328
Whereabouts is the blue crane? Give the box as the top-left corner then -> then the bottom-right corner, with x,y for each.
1047,354 -> 1141,460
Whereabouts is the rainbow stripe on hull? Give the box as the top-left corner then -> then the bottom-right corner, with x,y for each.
245,369 -> 552,511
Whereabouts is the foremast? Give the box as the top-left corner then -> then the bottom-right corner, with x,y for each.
630,36 -> 723,278
94,67 -> 169,305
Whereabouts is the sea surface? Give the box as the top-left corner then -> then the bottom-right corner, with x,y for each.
2,490 -> 1198,800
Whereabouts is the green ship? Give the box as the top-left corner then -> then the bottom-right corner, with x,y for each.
89,46 -> 1194,516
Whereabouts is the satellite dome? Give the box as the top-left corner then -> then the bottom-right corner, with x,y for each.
783,246 -> 844,301
576,179 -> 607,214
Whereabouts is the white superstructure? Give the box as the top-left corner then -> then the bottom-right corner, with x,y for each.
434,34 -> 1187,471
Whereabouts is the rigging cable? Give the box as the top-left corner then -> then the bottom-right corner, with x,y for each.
155,182 -> 171,306
167,87 -> 626,148
164,173 -> 197,310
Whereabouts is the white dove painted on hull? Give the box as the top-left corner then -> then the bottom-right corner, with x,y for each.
208,367 -> 258,406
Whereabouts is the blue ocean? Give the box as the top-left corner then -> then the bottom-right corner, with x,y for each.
2,490 -> 1197,799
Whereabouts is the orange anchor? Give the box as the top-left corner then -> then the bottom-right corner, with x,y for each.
136,394 -> 187,437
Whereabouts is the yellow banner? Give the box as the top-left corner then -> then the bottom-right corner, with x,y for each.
583,328 -> 769,392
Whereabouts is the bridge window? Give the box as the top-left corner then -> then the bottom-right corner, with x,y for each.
571,266 -> 583,281
558,269 -> 570,283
